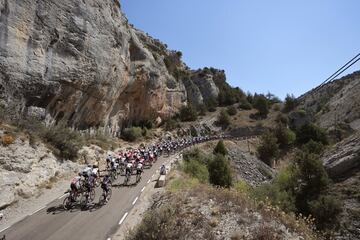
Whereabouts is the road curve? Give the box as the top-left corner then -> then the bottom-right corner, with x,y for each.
1,154 -> 173,240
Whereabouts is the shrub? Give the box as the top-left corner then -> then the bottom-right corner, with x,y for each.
257,132 -> 279,166
182,160 -> 209,183
1,134 -> 15,146
213,140 -> 228,155
296,123 -> 328,145
179,105 -> 197,122
226,105 -> 237,116
275,126 -> 296,148
217,110 -> 230,127
197,104 -> 207,116
238,100 -> 252,110
205,97 -> 218,112
295,152 -> 330,213
164,118 -> 180,131
308,195 -> 342,230
301,140 -> 325,155
208,154 -> 232,188
283,94 -> 298,113
253,95 -> 269,118
275,113 -> 289,126
183,148 -> 208,165
251,183 -> 296,213
234,180 -> 251,194
122,127 -> 143,142
43,124 -> 83,160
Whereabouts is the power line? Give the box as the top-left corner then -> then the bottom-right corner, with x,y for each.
314,53 -> 360,92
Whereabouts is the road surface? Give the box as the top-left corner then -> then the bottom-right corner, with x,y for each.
0,154 -> 173,240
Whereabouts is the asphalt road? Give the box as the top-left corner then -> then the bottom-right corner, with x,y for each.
0,154 -> 173,240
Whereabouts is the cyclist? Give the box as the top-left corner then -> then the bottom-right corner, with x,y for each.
136,162 -> 143,182
101,175 -> 111,202
70,173 -> 82,201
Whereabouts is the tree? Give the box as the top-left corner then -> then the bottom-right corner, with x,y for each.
296,123 -> 328,145
179,105 -> 197,122
208,154 -> 232,188
217,110 -> 230,127
213,140 -> 228,155
275,125 -> 296,148
226,105 -> 237,116
254,95 -> 269,118
295,152 -> 330,213
283,94 -> 298,113
257,132 -> 279,166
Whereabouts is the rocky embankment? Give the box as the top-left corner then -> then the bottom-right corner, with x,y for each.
0,0 -> 230,135
0,130 -> 81,211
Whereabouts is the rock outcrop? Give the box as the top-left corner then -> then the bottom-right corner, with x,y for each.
322,131 -> 360,178
0,0 -> 225,135
299,71 -> 360,131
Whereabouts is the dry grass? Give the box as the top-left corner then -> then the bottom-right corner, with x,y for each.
1,134 -> 15,146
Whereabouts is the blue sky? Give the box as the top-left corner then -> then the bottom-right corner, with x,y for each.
121,0 -> 360,99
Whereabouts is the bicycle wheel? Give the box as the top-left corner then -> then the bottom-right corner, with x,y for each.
106,188 -> 112,201
99,193 -> 106,205
63,196 -> 72,210
80,193 -> 89,207
90,189 -> 96,201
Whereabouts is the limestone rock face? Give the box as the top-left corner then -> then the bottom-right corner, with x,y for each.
0,0 -> 224,135
322,132 -> 360,178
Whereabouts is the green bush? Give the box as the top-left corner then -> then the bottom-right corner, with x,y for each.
182,160 -> 209,183
217,110 -> 230,127
296,123 -> 328,145
205,97 -> 218,112
238,100 -> 252,110
253,95 -> 269,118
275,126 -> 296,148
179,105 -> 197,122
213,140 -> 228,155
295,152 -> 330,213
308,195 -> 342,230
283,94 -> 298,113
275,114 -> 289,126
43,124 -> 83,160
183,148 -> 208,165
301,140 -> 325,155
164,118 -> 180,131
234,180 -> 251,194
257,132 -> 279,166
122,127 -> 143,142
208,154 -> 232,188
197,104 -> 207,116
252,183 -> 296,213
226,105 -> 237,116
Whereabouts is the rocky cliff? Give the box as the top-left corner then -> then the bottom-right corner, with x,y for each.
299,71 -> 360,131
0,0 -> 224,135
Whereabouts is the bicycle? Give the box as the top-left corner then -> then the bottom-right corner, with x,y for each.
63,189 -> 80,210
99,187 -> 112,205
80,187 -> 95,208
109,168 -> 118,182
136,171 -> 142,183
124,171 -> 131,186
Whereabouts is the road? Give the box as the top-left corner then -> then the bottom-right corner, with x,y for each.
0,154 -> 173,240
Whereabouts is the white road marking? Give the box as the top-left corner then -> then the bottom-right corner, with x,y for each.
0,225 -> 10,233
147,179 -> 151,184
151,174 -> 155,178
118,212 -> 128,225
132,196 -> 139,205
107,238 -> 111,240
141,186 -> 146,192
32,206 -> 46,215
58,194 -> 67,200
